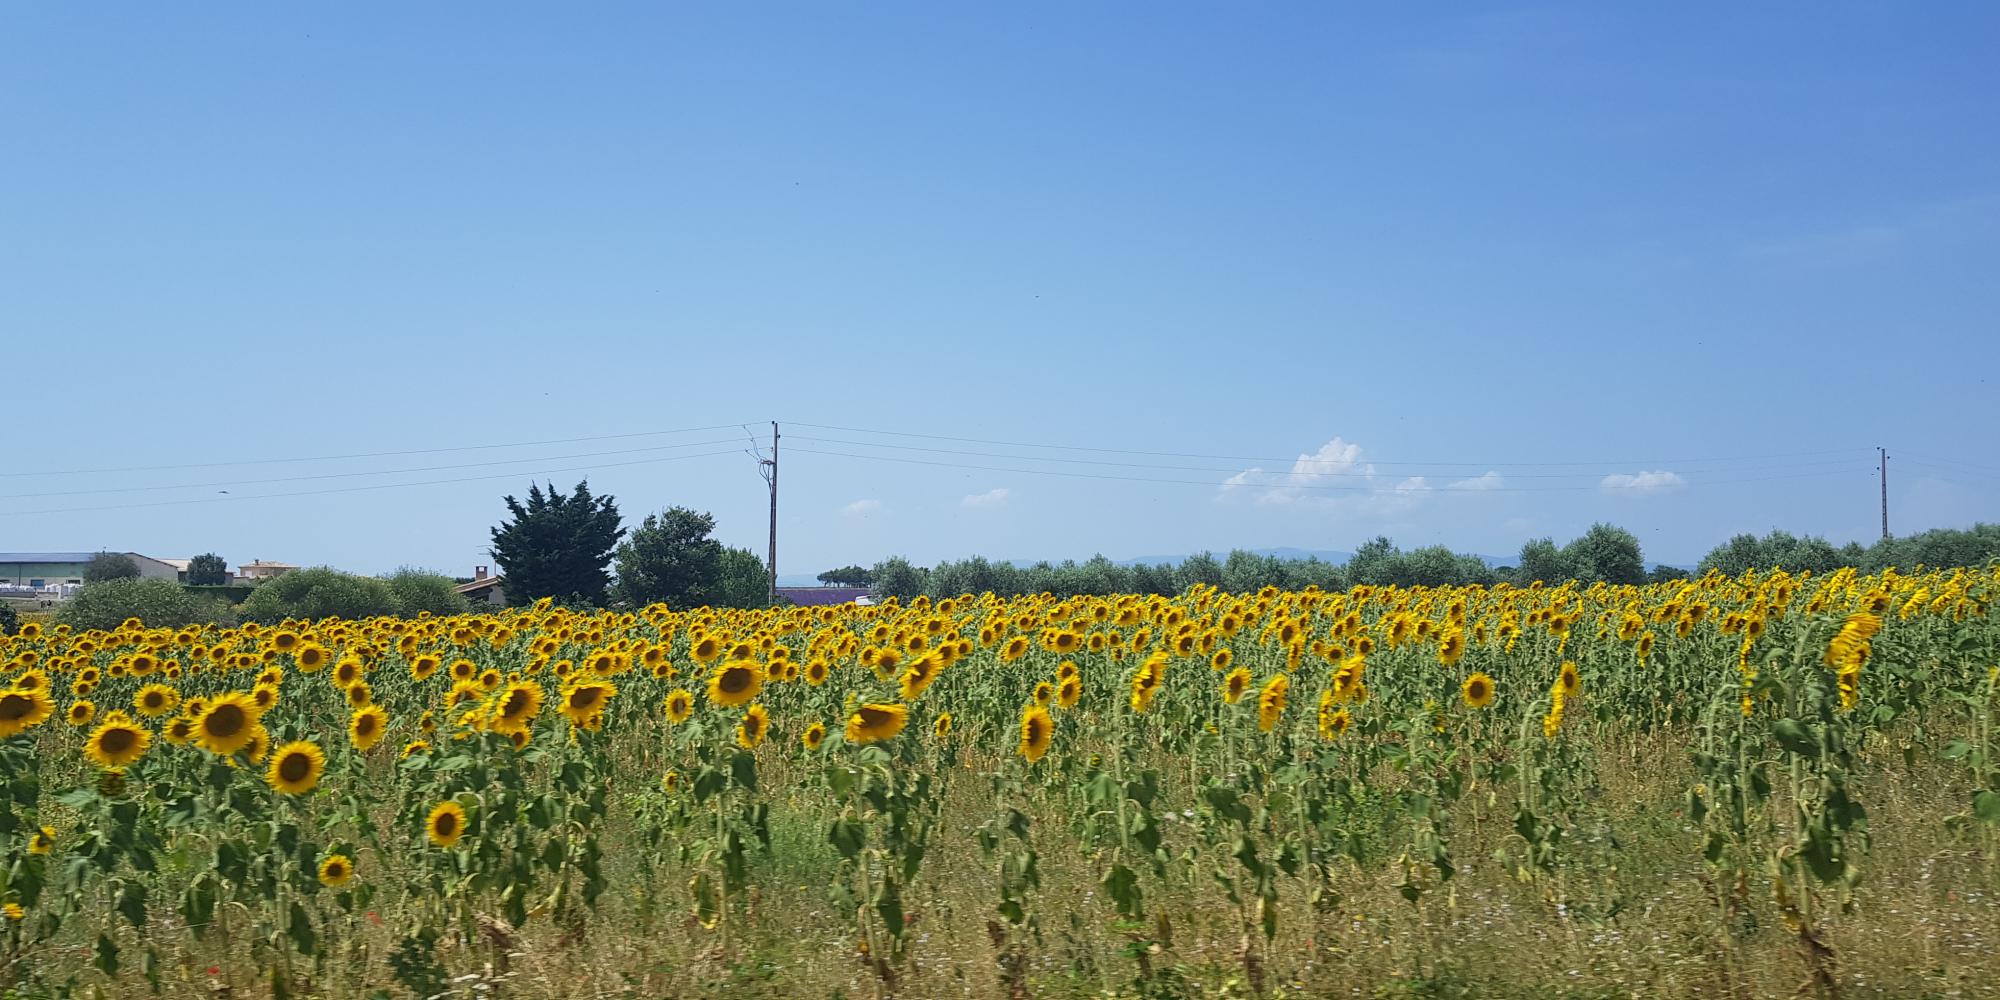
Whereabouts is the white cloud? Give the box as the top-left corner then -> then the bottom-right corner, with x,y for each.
841,498 -> 882,516
1220,436 -> 1377,507
962,488 -> 1011,509
1600,470 -> 1686,494
1448,471 -> 1505,491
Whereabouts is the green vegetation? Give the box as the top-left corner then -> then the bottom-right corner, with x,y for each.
489,480 -> 626,607
57,578 -> 228,631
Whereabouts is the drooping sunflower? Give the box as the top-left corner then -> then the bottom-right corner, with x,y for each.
86,716 -> 152,769
662,689 -> 695,724
317,853 -> 354,888
0,688 -> 55,739
1461,672 -> 1496,709
845,703 -> 908,744
490,680 -> 543,734
133,683 -> 178,718
426,800 -> 468,848
801,720 -> 827,751
559,679 -> 618,724
1018,704 -> 1053,763
1256,674 -> 1289,733
736,704 -> 769,749
266,740 -> 326,795
1222,667 -> 1252,705
1129,653 -> 1168,714
706,663 -> 762,708
192,692 -> 260,756
349,705 -> 389,752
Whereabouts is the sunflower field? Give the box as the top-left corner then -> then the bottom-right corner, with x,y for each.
0,566 -> 1997,998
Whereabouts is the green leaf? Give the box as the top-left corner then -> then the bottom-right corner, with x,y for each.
1973,789 -> 2000,823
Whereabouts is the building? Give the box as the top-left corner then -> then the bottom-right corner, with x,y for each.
235,560 -> 298,583
773,586 -> 873,607
0,552 -> 179,588
455,566 -> 507,606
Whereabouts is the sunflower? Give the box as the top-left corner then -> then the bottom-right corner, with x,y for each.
662,689 -> 694,724
804,659 -> 830,686
1222,667 -> 1252,705
0,689 -> 54,738
933,712 -> 953,739
266,740 -> 326,794
333,659 -> 364,688
690,635 -> 723,664
410,653 -> 442,682
801,720 -> 827,751
401,739 -> 431,759
1018,704 -> 1053,763
1032,680 -> 1054,706
192,692 -> 260,755
898,651 -> 946,701
1056,674 -> 1082,709
559,679 -> 617,724
490,680 -> 543,734
1437,630 -> 1467,667
999,635 -> 1031,663
1210,648 -> 1234,672
1256,674 -> 1288,733
845,703 -> 908,744
1319,705 -> 1353,741
28,825 -> 55,855
318,853 -> 354,887
706,663 -> 761,708
12,669 -> 49,693
345,682 -> 373,709
425,801 -> 467,848
133,683 -> 178,718
253,685 -> 281,711
1461,672 -> 1496,709
244,726 -> 271,763
162,715 -> 195,745
349,705 -> 388,752
1057,659 -> 1080,681
86,717 -> 152,769
295,644 -> 329,672
736,704 -> 769,749
1129,653 -> 1168,714
1557,661 -> 1581,699
66,700 -> 96,727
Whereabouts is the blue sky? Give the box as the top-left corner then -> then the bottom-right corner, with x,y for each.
3,4 -> 1995,578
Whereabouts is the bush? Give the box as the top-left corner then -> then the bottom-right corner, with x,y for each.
0,602 -> 17,636
84,552 -> 141,583
236,567 -> 403,624
385,569 -> 470,617
59,579 -> 228,631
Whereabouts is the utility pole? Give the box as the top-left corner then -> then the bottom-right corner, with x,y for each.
1878,446 -> 1889,540
764,422 -> 779,606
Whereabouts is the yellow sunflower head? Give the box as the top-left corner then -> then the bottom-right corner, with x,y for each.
266,740 -> 326,795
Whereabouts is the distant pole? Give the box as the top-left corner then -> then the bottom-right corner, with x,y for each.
1878,446 -> 1890,540
760,422 -> 776,600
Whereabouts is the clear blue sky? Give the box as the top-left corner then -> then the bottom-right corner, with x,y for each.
3,4 -> 1995,578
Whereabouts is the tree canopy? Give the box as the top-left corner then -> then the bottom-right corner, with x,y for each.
489,480 -> 625,607
187,553 -> 230,586
84,552 -> 140,583
612,507 -> 725,609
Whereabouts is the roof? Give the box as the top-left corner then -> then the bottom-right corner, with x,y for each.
774,586 -> 873,607
0,552 -> 106,564
455,576 -> 505,594
240,561 -> 298,569
156,558 -> 192,572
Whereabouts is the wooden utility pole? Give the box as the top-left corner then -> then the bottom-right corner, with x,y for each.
1878,446 -> 1889,540
765,422 -> 779,606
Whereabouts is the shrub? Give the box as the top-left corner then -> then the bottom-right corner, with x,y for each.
84,552 -> 141,583
0,602 -> 17,636
385,569 -> 470,617
59,578 -> 227,631
236,567 -> 403,624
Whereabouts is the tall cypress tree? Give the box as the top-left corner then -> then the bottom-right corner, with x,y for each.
489,480 -> 626,607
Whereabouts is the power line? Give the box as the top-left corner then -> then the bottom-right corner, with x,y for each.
0,448 -> 745,518
0,421 -> 755,479
784,421 -> 1868,469
784,433 -> 1866,481
786,445 -> 1865,493
0,438 -> 743,501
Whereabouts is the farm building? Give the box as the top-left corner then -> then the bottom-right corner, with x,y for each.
0,552 -> 181,587
455,566 -> 507,606
774,586 -> 873,607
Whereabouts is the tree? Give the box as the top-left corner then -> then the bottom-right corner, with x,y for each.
237,567 -> 403,623
612,507 -> 724,608
711,547 -> 771,609
817,565 -> 875,588
1561,523 -> 1646,585
187,553 -> 230,586
385,568 -> 471,617
870,556 -> 929,601
0,602 -> 17,637
84,552 -> 140,583
1517,538 -> 1571,585
60,578 -> 227,631
489,480 -> 625,607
